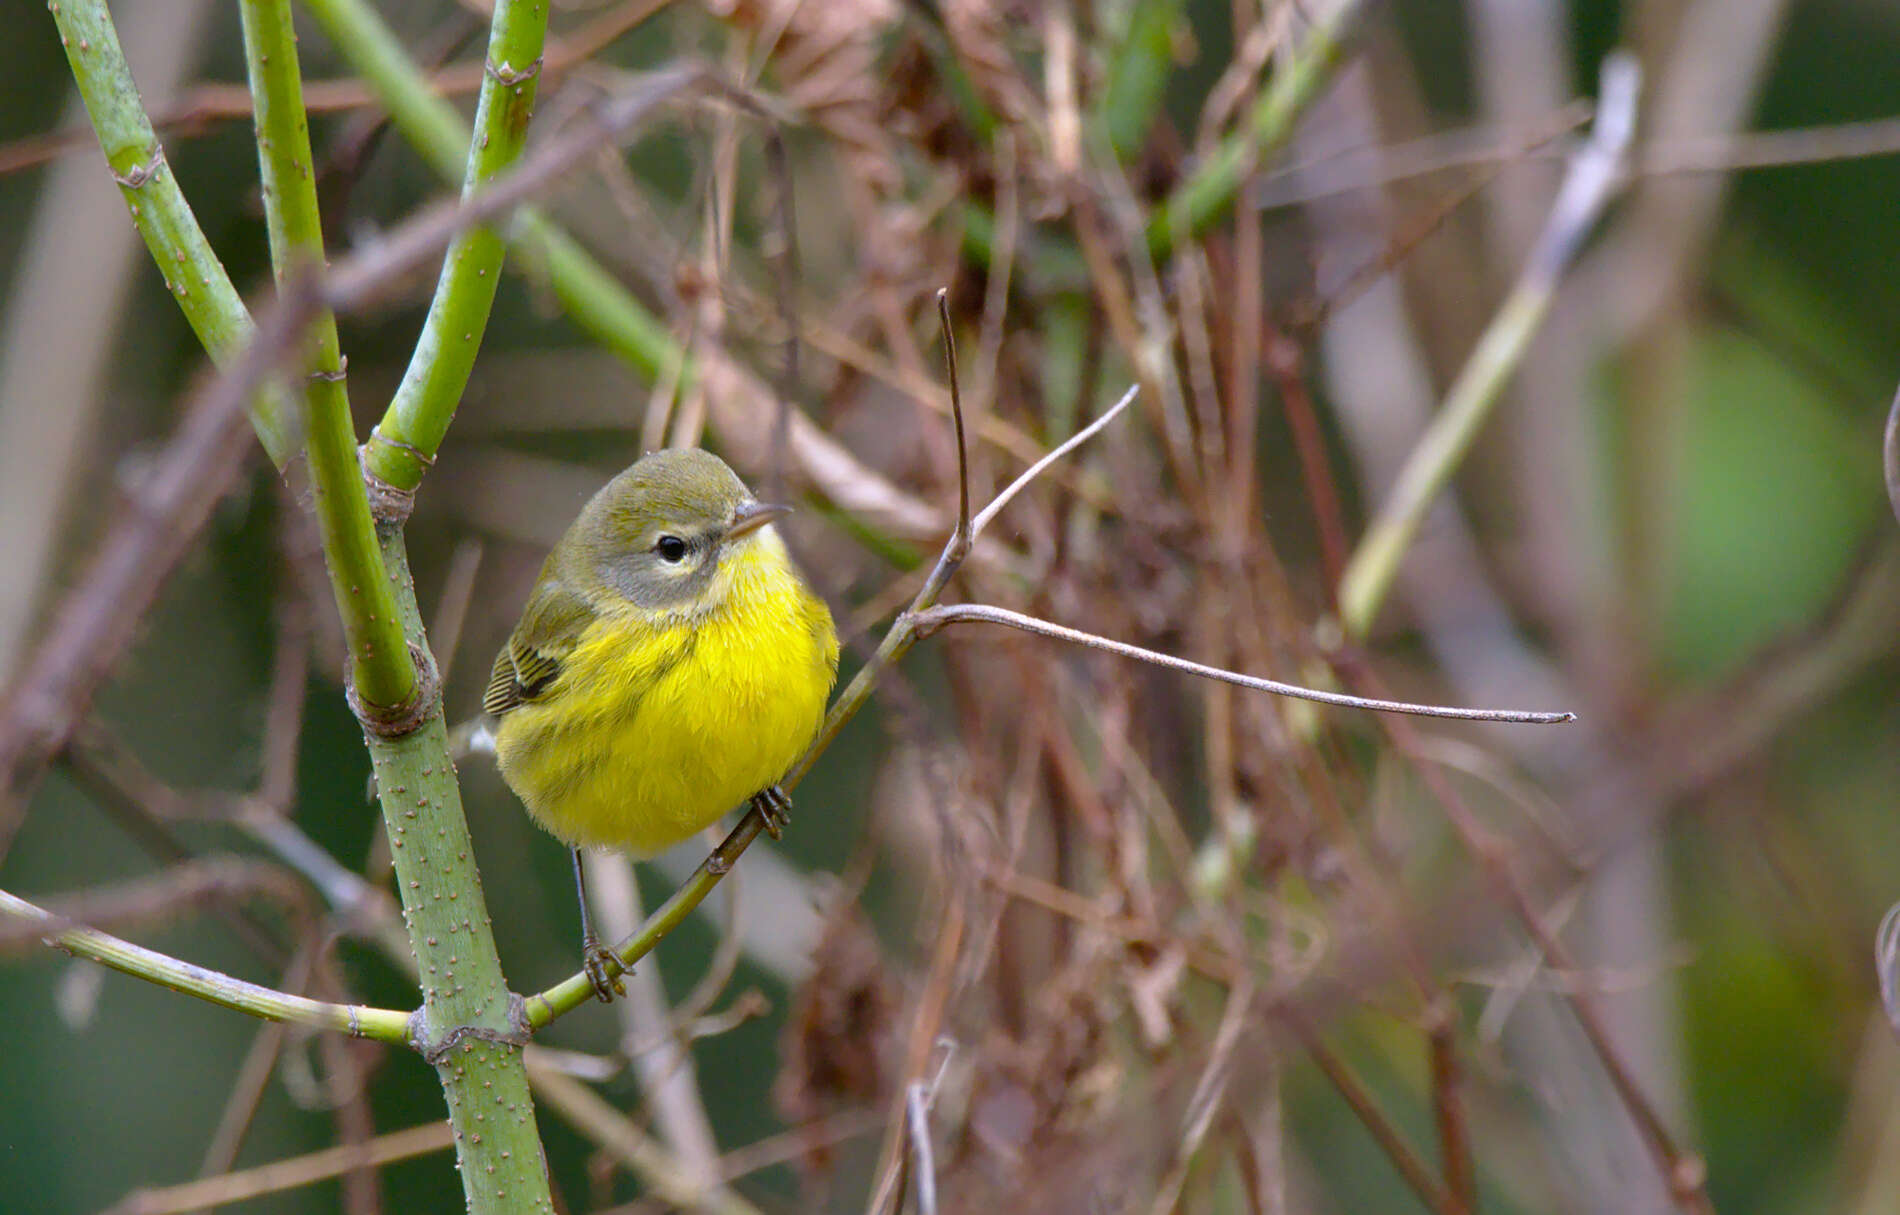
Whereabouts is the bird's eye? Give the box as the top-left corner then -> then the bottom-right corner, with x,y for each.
655,535 -> 688,563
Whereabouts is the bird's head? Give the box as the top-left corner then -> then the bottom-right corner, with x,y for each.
570,448 -> 791,613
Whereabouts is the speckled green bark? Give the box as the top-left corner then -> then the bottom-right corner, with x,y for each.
370,532 -> 553,1215
239,0 -> 415,713
48,0 -> 297,466
363,0 -> 552,492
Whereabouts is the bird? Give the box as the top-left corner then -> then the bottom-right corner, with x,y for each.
483,448 -> 838,999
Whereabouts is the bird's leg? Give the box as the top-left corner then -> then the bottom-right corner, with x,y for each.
571,848 -> 626,1003
752,785 -> 793,840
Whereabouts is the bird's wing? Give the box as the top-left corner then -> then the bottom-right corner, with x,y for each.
483,579 -> 596,717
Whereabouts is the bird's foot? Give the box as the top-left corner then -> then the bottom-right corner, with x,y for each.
753,785 -> 793,840
580,931 -> 627,1003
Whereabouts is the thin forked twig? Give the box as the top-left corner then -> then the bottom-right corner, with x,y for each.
910,605 -> 1574,725
970,382 -> 1138,537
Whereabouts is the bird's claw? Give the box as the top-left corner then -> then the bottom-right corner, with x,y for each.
580,933 -> 626,1003
754,786 -> 792,840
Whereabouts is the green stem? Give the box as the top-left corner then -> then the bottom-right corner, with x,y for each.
264,2 -> 562,1209
1336,53 -> 1638,639
1099,0 -> 1182,161
364,0 -> 552,492
245,2 -> 556,1208
49,0 -> 297,467
370,530 -> 555,1215
1145,0 -> 1362,262
0,888 -> 411,1042
301,0 -> 679,405
241,0 -> 414,713
1335,286 -> 1554,639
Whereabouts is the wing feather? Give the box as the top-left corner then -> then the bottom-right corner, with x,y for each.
483,579 -> 596,717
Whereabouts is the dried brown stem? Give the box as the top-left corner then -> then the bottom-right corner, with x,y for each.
0,859 -> 308,955
102,1122 -> 454,1215
1298,1024 -> 1461,1215
1378,709 -> 1714,1213
1428,1017 -> 1476,1214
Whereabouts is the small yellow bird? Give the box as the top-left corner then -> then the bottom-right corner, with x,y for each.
484,449 -> 838,998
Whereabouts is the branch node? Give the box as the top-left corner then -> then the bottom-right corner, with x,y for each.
348,642 -> 440,739
505,992 -> 533,1040
486,55 -> 543,86
415,1015 -> 531,1066
360,437 -> 426,525
901,608 -> 938,641
1669,1154 -> 1709,1202
112,147 -> 165,189
307,355 -> 349,383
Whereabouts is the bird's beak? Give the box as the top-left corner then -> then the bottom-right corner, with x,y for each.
727,500 -> 792,540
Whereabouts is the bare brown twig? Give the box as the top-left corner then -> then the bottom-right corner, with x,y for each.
1375,706 -> 1715,1213
0,332 -> 276,854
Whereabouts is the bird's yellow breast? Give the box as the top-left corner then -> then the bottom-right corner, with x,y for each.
493,533 -> 837,855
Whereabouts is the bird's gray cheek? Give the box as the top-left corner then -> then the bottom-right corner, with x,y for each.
599,555 -> 709,612
683,560 -> 721,607
599,556 -> 662,609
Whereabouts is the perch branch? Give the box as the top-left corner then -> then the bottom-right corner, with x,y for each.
0,887 -> 409,1042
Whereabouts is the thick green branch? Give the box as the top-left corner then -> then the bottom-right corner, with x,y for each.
362,0 -> 552,493
248,1 -> 555,1208
300,1 -> 559,1208
0,888 -> 411,1042
367,529 -> 554,1215
241,0 -> 414,713
49,0 -> 297,467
